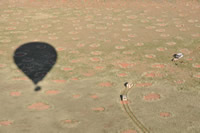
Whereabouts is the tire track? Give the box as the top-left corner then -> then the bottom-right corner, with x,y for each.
121,85 -> 150,133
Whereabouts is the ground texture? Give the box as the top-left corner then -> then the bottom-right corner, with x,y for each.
0,0 -> 200,133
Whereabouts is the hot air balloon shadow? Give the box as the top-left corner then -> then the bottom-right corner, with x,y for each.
13,42 -> 57,91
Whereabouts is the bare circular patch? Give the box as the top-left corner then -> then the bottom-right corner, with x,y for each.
70,59 -> 80,63
90,57 -> 102,62
128,34 -> 137,38
121,129 -> 137,133
135,42 -> 144,46
91,51 -> 102,55
0,64 -> 6,68
73,94 -> 80,98
72,37 -> 80,41
192,64 -> 200,68
82,72 -> 94,77
118,73 -> 128,77
120,100 -> 131,104
52,80 -> 66,83
145,26 -> 156,29
160,112 -> 171,118
56,47 -> 66,51
193,73 -> 200,78
48,36 -> 58,40
115,46 -> 125,49
160,33 -> 170,37
143,93 -> 161,101
186,58 -> 193,61
166,41 -> 176,46
142,72 -> 156,78
99,82 -> 112,87
22,57 -> 34,63
127,15 -> 138,19
156,47 -> 167,51
14,51 -> 27,57
45,90 -> 60,95
71,77 -> 79,81
174,80 -> 185,84
92,107 -> 105,112
155,29 -> 165,32
123,51 -> 135,55
120,38 -> 130,42
0,120 -> 13,126
118,63 -> 135,68
41,24 -> 52,28
90,43 -> 100,48
90,94 -> 98,99
96,26 -> 107,30
136,83 -> 152,87
145,54 -> 156,58
60,119 -> 80,128
6,27 -> 16,30
68,31 -> 78,35
151,63 -> 165,69
94,66 -> 105,70
13,77 -> 28,81
122,28 -> 132,31
62,67 -> 73,71
69,50 -> 79,54
10,91 -> 21,96
77,43 -> 85,48
27,102 -> 50,111
188,19 -> 198,23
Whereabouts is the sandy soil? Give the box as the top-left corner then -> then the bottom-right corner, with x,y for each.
0,0 -> 200,133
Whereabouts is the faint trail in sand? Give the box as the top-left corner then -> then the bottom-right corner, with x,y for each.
121,85 -> 150,133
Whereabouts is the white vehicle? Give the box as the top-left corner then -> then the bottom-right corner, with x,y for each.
172,53 -> 183,61
122,95 -> 128,101
127,83 -> 133,89
124,82 -> 133,89
174,53 -> 183,59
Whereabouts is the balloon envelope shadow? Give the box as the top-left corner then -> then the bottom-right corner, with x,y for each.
13,42 -> 57,91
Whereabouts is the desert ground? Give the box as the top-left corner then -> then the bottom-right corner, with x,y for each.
0,0 -> 200,133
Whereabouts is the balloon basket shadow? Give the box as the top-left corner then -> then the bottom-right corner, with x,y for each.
35,86 -> 41,91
